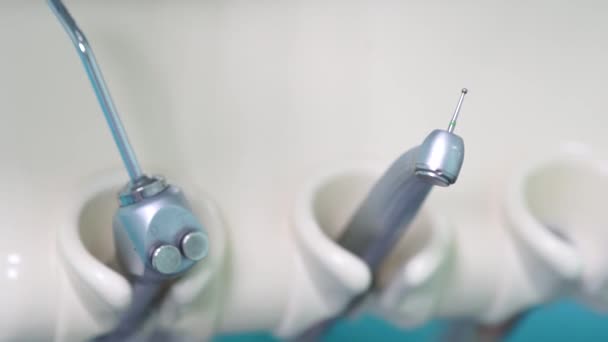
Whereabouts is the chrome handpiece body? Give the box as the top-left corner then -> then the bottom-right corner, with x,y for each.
114,176 -> 209,280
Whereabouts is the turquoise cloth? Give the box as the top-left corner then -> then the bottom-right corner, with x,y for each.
213,299 -> 608,341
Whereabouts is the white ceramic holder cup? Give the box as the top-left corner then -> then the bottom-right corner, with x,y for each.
55,170 -> 227,341
276,163 -> 456,337
505,146 -> 608,310
372,205 -> 455,328
370,147 -> 605,328
274,165 -> 374,337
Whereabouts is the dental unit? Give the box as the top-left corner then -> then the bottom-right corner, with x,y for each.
296,89 -> 468,340
48,0 -> 209,340
3,2 -> 608,340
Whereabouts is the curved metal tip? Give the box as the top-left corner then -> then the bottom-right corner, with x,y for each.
48,0 -> 144,182
461,88 -> 468,94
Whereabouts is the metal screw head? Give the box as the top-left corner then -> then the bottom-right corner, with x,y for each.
151,244 -> 182,275
119,175 -> 168,207
181,231 -> 209,261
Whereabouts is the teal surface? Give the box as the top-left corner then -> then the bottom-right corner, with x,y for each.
506,300 -> 608,341
213,299 -> 608,341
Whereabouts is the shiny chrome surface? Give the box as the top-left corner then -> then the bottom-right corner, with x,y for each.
415,129 -> 465,186
113,185 -> 208,279
447,88 -> 468,133
181,231 -> 209,261
414,89 -> 468,186
118,175 -> 169,206
151,245 -> 183,275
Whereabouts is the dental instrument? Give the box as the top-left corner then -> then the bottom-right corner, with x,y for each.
339,89 -> 467,265
47,0 -> 209,339
295,89 -> 468,341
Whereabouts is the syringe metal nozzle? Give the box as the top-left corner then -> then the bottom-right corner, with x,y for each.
48,0 -> 144,182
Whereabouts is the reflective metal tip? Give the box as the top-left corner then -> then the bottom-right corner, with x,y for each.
447,88 -> 468,133
48,0 -> 144,182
